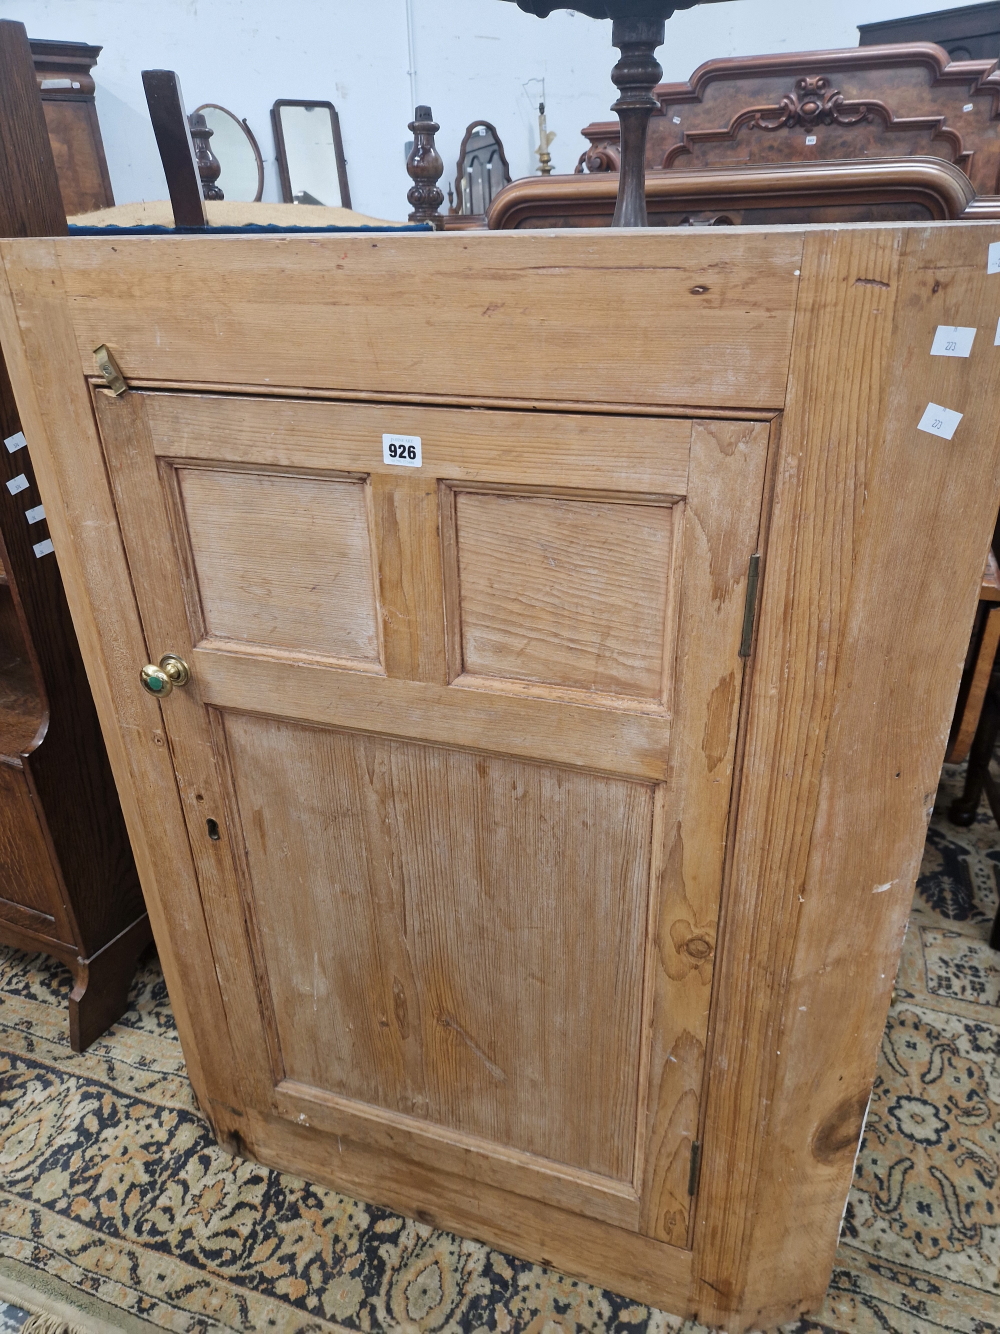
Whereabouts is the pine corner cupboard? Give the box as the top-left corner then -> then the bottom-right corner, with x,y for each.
0,222 -> 995,1332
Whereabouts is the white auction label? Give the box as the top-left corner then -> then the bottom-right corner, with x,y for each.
25,504 -> 45,524
3,431 -> 26,453
931,325 -> 977,358
995,316 -> 1000,346
6,473 -> 28,495
989,241 -> 1000,274
33,538 -> 53,558
918,403 -> 964,440
382,434 -> 422,466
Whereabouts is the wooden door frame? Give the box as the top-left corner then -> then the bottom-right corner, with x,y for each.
0,224 -> 997,1330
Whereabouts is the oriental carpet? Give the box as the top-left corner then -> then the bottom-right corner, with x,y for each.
0,764 -> 996,1334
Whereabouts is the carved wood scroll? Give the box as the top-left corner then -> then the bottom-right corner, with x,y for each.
578,42 -> 1000,193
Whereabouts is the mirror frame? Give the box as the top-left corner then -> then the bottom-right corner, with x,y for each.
453,119 -> 512,218
193,103 -> 265,203
271,99 -> 352,210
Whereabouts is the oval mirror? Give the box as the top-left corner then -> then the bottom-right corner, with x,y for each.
193,104 -> 264,203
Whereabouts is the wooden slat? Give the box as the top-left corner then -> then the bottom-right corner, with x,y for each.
92,388 -> 286,1112
371,473 -> 449,684
947,603 -> 1000,763
638,420 -> 771,1247
136,391 -> 694,495
0,20 -> 67,239
140,70 -> 207,230
193,647 -> 671,781
243,1107 -> 695,1315
275,1080 -> 641,1230
52,230 -> 803,409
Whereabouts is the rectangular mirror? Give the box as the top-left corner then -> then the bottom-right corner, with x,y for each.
271,100 -> 351,209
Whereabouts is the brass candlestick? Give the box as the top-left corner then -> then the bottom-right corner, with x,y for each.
536,101 -> 556,175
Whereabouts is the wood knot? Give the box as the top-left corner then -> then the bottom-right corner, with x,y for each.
813,1090 -> 869,1164
666,918 -> 716,981
690,285 -> 710,295
682,936 -> 713,960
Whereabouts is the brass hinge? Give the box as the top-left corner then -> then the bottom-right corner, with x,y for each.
739,553 -> 761,659
688,1139 -> 703,1197
93,344 -> 127,396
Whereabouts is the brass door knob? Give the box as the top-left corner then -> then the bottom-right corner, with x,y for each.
140,654 -> 190,698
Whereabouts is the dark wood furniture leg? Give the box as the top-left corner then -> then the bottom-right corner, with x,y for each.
0,19 -> 149,1048
188,112 -> 223,201
141,70 -> 208,228
406,106 -> 445,226
949,665 -> 1000,827
949,660 -> 1000,950
610,17 -> 664,227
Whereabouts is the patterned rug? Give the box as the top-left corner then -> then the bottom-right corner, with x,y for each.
0,764 -> 997,1333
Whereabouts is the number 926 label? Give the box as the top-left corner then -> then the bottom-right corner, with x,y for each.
383,434 -> 422,467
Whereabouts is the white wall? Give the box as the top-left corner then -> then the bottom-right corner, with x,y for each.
0,0 -> 986,220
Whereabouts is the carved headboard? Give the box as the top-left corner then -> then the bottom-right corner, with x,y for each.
578,42 -> 1000,194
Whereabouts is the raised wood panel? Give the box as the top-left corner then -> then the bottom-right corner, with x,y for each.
175,465 -> 381,665
140,392 -> 693,496
453,490 -> 673,699
0,761 -> 64,923
223,713 -> 653,1183
51,232 -> 803,410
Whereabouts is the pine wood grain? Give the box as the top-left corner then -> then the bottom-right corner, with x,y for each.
176,465 -> 381,663
190,646 -> 671,779
3,223 -> 996,1330
454,491 -> 674,698
0,249 -> 232,1122
52,230 -> 803,409
700,222 -> 1000,1330
138,391 -> 693,495
243,1105 -> 695,1312
224,715 -> 651,1181
371,474 -> 448,685
639,419 -> 771,1247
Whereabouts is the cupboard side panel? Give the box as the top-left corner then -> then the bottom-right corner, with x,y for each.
732,223 -> 1000,1326
691,227 -> 909,1329
0,241 -> 238,1127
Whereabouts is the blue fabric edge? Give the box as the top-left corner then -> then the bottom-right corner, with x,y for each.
67,222 -> 433,236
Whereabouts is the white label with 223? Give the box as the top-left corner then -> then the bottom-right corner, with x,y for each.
382,434 -> 422,467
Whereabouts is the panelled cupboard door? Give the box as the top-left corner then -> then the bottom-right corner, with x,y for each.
96,388 -> 769,1252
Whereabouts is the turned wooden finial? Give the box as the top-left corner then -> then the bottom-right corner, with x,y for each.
610,18 -> 664,227
406,105 -> 444,227
188,111 -> 223,201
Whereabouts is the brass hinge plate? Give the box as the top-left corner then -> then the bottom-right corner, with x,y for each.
739,552 -> 761,659
688,1139 -> 703,1196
